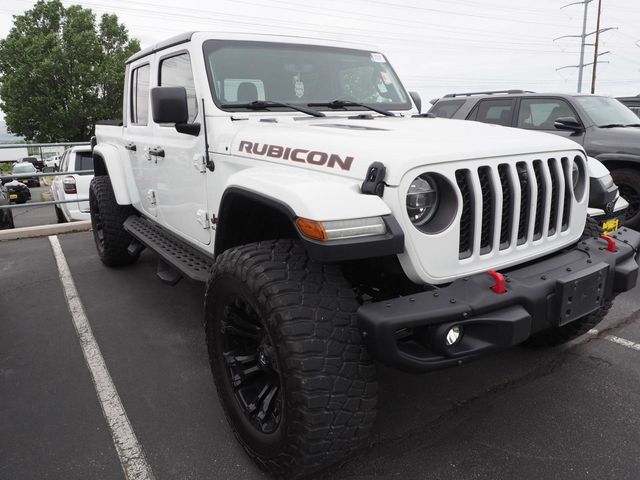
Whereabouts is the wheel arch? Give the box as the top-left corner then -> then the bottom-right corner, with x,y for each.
214,187 -> 298,258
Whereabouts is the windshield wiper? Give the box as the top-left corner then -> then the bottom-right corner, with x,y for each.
625,123 -> 640,127
220,100 -> 325,117
307,100 -> 396,117
598,123 -> 626,128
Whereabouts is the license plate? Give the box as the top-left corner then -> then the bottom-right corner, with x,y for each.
556,263 -> 608,326
602,218 -> 619,235
21,180 -> 27,184
9,194 -> 17,199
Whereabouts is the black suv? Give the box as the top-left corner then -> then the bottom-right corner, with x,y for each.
618,95 -> 640,118
428,90 -> 640,229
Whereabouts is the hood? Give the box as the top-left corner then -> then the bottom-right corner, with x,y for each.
228,116 -> 585,185
588,126 -> 640,155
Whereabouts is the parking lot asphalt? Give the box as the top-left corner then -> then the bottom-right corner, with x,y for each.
2,231 -> 640,480
11,186 -> 57,228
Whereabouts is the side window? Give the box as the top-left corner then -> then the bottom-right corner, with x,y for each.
75,152 -> 94,174
517,98 -> 575,130
429,99 -> 465,118
130,64 -> 150,125
470,99 -> 515,126
159,53 -> 198,123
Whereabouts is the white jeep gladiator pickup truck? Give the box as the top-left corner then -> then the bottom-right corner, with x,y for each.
91,31 -> 640,478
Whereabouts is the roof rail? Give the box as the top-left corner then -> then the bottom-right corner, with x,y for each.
442,89 -> 535,98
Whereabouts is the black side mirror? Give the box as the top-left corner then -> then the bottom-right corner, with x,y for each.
554,116 -> 583,132
151,86 -> 189,124
409,91 -> 422,113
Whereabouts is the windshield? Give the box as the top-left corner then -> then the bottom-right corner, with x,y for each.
203,40 -> 411,112
13,163 -> 35,174
575,96 -> 640,126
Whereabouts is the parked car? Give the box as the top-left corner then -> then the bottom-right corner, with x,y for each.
11,162 -> 40,187
0,182 -> 15,229
51,146 -> 94,222
90,32 -> 640,478
428,90 -> 640,229
1,179 -> 31,204
617,95 -> 640,118
19,156 -> 45,171
44,155 -> 61,171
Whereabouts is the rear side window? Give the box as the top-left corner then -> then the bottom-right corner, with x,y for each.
517,98 -> 575,130
75,152 -> 94,174
159,53 -> 198,123
429,99 -> 465,118
469,99 -> 515,126
130,64 -> 150,125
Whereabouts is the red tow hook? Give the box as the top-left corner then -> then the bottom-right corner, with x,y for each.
487,270 -> 506,294
599,235 -> 617,253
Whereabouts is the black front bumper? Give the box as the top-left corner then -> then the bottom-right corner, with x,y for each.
358,229 -> 640,372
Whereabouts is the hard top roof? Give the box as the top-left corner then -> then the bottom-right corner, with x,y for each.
126,31 -> 376,64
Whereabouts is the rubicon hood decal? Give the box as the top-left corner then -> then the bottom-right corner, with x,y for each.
238,140 -> 354,171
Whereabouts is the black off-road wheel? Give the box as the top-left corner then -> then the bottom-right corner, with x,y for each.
611,168 -> 640,230
89,176 -> 138,267
205,240 -> 377,479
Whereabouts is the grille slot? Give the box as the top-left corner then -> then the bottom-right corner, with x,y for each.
498,164 -> 512,249
456,156 -> 577,259
561,157 -> 572,231
478,166 -> 494,254
456,170 -> 474,259
547,158 -> 560,236
532,160 -> 546,240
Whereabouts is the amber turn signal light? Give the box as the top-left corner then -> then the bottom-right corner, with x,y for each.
295,218 -> 328,241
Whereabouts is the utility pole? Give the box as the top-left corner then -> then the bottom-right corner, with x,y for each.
555,0 -> 592,93
590,0 -> 603,93
555,0 -> 617,93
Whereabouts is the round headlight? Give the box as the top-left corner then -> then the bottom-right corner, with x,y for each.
571,161 -> 580,190
407,174 -> 439,225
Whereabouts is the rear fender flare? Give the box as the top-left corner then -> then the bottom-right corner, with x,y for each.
92,144 -> 134,206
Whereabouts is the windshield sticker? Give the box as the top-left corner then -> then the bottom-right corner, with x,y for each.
380,71 -> 392,84
237,140 -> 354,171
371,53 -> 386,63
293,74 -> 304,98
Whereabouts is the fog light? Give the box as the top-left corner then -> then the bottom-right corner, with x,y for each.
445,326 -> 463,346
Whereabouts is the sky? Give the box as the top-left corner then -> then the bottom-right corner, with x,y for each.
0,0 -> 639,122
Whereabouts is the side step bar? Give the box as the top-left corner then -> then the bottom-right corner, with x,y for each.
123,215 -> 213,283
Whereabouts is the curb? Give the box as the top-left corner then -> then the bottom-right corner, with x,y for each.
0,220 -> 92,241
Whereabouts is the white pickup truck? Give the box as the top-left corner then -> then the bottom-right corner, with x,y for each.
91,31 -> 640,478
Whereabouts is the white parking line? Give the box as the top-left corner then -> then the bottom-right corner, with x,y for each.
48,235 -> 155,480
604,335 -> 640,352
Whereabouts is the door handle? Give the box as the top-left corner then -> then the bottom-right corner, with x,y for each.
149,147 -> 165,158
125,142 -> 137,151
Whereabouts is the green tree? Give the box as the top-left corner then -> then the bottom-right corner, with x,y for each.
0,0 -> 140,142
